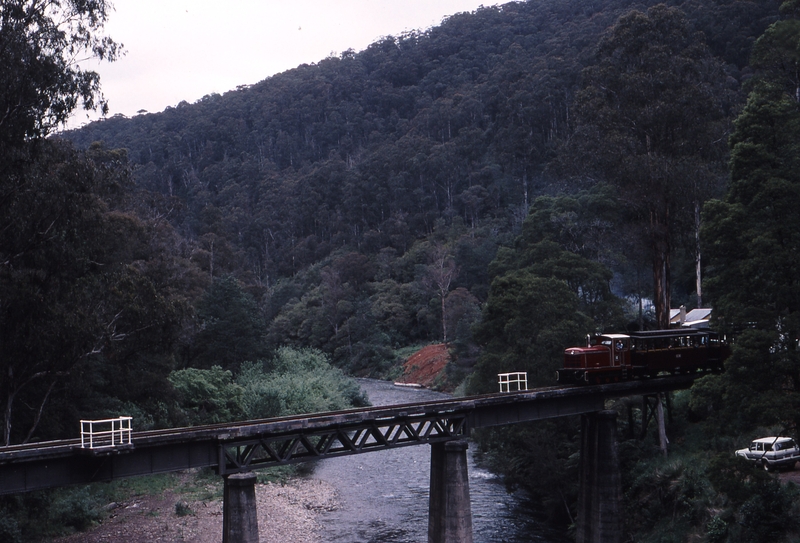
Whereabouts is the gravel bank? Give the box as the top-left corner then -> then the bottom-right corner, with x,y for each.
49,477 -> 338,543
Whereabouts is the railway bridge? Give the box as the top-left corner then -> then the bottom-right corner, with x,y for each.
0,375 -> 698,543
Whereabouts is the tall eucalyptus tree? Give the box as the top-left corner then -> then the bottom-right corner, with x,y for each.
0,0 -> 127,444
571,5 -> 731,327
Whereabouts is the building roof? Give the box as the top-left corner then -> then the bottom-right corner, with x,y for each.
670,307 -> 713,326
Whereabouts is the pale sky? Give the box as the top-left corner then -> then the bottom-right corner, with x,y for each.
69,0 -> 495,128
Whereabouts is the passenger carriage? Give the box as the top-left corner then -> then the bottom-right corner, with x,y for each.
556,329 -> 729,385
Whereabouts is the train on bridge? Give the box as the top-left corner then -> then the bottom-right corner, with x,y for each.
557,328 -> 730,385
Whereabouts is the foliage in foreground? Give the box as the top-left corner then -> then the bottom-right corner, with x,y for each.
0,470 -> 227,543
474,391 -> 800,543
0,347 -> 368,541
621,447 -> 799,543
617,391 -> 800,543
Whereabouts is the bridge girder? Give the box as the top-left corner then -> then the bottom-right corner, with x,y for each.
220,412 -> 469,474
0,375 -> 697,495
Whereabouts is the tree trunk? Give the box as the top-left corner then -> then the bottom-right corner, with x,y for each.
650,207 -> 671,329
441,293 -> 448,343
694,201 -> 702,307
23,380 -> 56,444
652,248 -> 669,329
4,391 -> 13,447
656,394 -> 669,457
4,366 -> 14,447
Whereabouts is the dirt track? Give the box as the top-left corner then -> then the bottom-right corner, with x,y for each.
780,468 -> 800,486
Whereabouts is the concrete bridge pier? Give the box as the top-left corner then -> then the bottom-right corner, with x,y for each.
222,471 -> 259,543
576,410 -> 622,543
428,440 -> 473,543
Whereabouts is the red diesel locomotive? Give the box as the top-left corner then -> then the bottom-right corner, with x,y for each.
556,329 -> 730,385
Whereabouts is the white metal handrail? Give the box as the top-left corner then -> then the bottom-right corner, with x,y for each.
80,416 -> 133,449
498,372 -> 528,392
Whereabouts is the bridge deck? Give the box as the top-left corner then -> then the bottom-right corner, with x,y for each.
0,376 -> 696,495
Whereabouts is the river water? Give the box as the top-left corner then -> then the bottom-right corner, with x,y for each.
308,379 -> 568,543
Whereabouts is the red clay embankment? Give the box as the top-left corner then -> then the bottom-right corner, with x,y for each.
396,344 -> 451,389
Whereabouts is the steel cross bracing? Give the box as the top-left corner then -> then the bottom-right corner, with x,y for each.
219,411 -> 468,474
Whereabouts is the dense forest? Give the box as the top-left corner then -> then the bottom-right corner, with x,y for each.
64,0 -> 780,369
3,0 -> 800,540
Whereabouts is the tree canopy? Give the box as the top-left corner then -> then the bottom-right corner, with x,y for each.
571,4 -> 732,327
0,0 -> 120,153
468,189 -> 624,394
59,0 -> 780,375
700,7 -> 800,432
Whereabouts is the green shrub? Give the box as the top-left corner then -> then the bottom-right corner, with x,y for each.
737,478 -> 798,543
48,486 -> 102,532
236,347 -> 368,419
706,516 -> 728,543
174,501 -> 193,516
169,366 -> 245,424
0,509 -> 21,543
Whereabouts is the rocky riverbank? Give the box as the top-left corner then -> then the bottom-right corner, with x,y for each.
50,477 -> 338,543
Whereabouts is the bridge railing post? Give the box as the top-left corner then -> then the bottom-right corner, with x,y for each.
428,440 -> 473,543
577,410 -> 622,543
222,471 -> 259,543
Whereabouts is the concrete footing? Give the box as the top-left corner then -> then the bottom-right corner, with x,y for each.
428,440 -> 473,543
222,471 -> 259,543
576,410 -> 622,543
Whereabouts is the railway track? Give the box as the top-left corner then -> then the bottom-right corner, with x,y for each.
0,375 -> 698,494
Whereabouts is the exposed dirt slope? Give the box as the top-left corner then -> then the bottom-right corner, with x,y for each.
396,344 -> 450,389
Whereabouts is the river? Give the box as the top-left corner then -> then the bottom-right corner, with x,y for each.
308,379 -> 568,543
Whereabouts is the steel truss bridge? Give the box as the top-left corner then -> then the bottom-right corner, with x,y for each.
0,375 -> 696,495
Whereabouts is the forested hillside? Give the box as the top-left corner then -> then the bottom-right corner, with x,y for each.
66,0 -> 779,375
6,0 -> 800,540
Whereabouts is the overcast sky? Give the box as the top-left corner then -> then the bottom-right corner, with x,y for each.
69,0 -> 494,128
